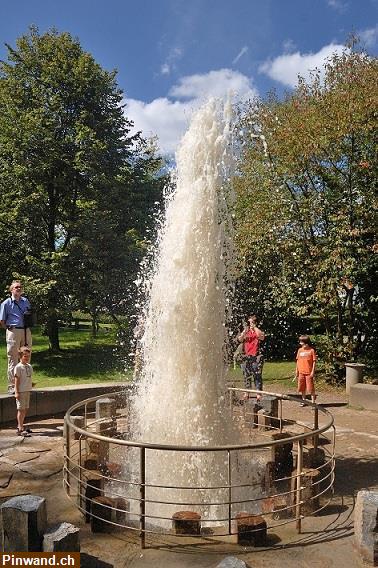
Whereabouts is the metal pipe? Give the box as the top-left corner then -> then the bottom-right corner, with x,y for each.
65,418 -> 70,494
65,390 -> 334,452
78,436 -> 83,509
227,450 -> 232,535
140,446 -> 146,549
313,406 -> 319,449
296,439 -> 303,533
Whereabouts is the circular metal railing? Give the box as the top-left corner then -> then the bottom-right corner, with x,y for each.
63,388 -> 335,549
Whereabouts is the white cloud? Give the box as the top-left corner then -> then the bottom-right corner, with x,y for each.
160,63 -> 170,75
359,24 -> 378,48
259,43 -> 346,88
232,46 -> 248,65
125,97 -> 192,155
125,69 -> 257,154
169,68 -> 256,101
327,0 -> 349,12
282,39 -> 296,53
159,46 -> 183,76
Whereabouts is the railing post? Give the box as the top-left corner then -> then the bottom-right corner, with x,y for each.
279,399 -> 283,433
312,406 -> 319,450
78,436 -> 83,509
227,450 -> 232,535
296,439 -> 303,533
64,418 -> 70,494
140,446 -> 146,549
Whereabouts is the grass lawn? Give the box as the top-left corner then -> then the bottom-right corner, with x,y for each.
0,326 -> 297,394
0,326 -> 130,393
227,361 -> 296,389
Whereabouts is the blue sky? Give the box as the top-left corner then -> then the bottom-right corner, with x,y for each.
1,0 -> 377,153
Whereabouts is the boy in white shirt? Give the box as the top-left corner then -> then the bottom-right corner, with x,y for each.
14,346 -> 34,437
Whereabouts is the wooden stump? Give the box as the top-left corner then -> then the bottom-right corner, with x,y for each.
301,468 -> 321,514
83,453 -> 99,471
113,497 -> 128,526
172,511 -> 201,535
83,471 -> 104,522
90,496 -> 114,533
302,447 -> 325,469
262,495 -> 292,520
104,461 -> 122,478
235,512 -> 267,546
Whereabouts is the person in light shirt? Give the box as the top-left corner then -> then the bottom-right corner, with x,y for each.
0,281 -> 32,393
295,334 -> 317,406
14,346 -> 35,437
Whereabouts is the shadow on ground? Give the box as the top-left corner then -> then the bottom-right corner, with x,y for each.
334,455 -> 378,495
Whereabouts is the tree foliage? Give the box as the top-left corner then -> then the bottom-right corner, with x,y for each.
234,46 -> 377,375
0,27 -> 165,350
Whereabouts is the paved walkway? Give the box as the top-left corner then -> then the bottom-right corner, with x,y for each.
0,387 -> 377,567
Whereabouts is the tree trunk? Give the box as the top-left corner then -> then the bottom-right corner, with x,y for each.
47,309 -> 60,352
91,312 -> 98,338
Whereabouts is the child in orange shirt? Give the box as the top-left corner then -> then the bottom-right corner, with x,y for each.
296,335 -> 317,406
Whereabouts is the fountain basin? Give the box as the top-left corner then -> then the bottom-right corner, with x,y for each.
63,388 -> 335,548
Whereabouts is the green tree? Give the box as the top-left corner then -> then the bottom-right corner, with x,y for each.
68,137 -> 166,337
234,46 -> 377,375
0,27 -> 164,350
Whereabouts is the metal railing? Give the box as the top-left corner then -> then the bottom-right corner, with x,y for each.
63,388 -> 335,549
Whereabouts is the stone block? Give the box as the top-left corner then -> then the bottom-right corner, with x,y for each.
90,496 -> 114,533
84,453 -> 99,470
244,400 -> 259,428
269,432 -> 294,478
354,490 -> 378,565
96,418 -> 117,438
350,384 -> 378,412
258,410 -> 272,431
113,497 -> 128,527
172,511 -> 201,535
301,468 -> 321,515
1,495 -> 47,552
104,461 -> 122,478
43,522 -> 80,552
235,512 -> 267,546
302,447 -> 325,469
262,461 -> 276,493
83,471 -> 104,522
261,395 -> 278,416
262,495 -> 292,520
95,397 -> 116,420
70,416 -> 85,440
216,557 -> 249,568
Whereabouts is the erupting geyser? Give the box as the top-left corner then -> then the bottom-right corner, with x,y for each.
125,98 -> 263,528
133,98 -> 235,446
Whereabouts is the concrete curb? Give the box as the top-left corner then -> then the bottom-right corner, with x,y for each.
350,383 -> 378,412
0,383 -> 130,424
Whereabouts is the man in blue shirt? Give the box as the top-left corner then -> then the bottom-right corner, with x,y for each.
0,281 -> 32,393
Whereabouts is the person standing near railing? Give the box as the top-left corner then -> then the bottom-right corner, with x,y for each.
295,334 -> 317,407
237,314 -> 265,401
0,280 -> 33,394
